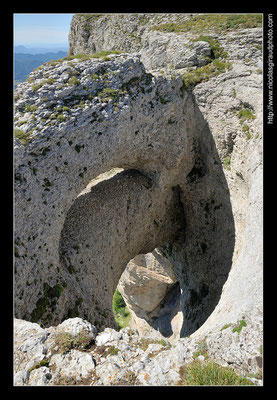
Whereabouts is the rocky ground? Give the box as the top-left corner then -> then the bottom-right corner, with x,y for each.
14,317 -> 262,386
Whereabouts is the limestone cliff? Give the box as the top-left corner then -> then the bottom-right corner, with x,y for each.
14,13 -> 263,385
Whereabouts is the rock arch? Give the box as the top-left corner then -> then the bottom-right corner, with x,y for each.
14,54 -> 235,335
59,168 -> 185,329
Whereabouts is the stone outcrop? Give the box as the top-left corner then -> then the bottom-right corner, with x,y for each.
14,317 -> 262,386
117,251 -> 178,336
14,13 -> 263,385
14,53 -> 190,328
68,14 -> 193,57
14,48 -> 237,338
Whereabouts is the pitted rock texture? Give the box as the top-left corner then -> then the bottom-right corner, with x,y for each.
14,54 -> 190,328
66,13 -> 263,340
14,317 -> 262,386
14,14 -> 263,385
68,14 -> 215,74
68,14 -> 193,57
14,52 -> 235,338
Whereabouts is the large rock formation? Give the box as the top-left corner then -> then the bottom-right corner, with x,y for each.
14,13 -> 263,385
14,53 -> 189,328
14,51 -> 234,336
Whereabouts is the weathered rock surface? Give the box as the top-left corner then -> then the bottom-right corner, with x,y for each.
117,251 -> 178,336
14,316 -> 262,386
68,14 -> 193,57
14,53 -> 190,328
14,50 -> 236,337
14,13 -> 263,385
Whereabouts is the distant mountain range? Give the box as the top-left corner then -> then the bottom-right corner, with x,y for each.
14,51 -> 68,84
14,45 -> 68,54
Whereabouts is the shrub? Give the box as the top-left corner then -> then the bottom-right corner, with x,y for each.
90,50 -> 122,59
54,330 -> 92,354
98,87 -> 118,102
182,59 -> 232,90
232,319 -> 247,334
179,360 -> 254,385
238,108 -> 256,122
110,346 -> 120,355
194,35 -> 227,59
32,83 -> 43,91
192,339 -> 208,360
69,76 -> 80,86
14,129 -> 32,146
76,13 -> 103,21
28,359 -> 49,372
112,290 -> 126,314
242,124 -> 250,132
24,103 -> 38,112
223,156 -> 231,170
57,114 -> 67,122
220,323 -> 232,331
45,77 -> 55,85
138,338 -> 169,352
112,290 -> 131,329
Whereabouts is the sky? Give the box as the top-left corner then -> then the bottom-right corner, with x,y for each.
14,14 -> 74,47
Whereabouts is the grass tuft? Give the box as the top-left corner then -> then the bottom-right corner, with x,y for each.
151,14 -> 262,34
179,360 -> 254,385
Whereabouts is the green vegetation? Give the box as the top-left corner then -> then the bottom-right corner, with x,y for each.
232,319 -> 247,334
237,107 -> 255,140
138,338 -> 169,352
151,14 -> 262,34
192,339 -> 208,360
109,346 -> 120,356
57,113 -> 67,122
24,103 -> 38,112
68,76 -> 80,86
181,34 -> 232,90
64,50 -> 122,62
220,323 -> 232,331
31,77 -> 56,91
76,13 -> 104,21
32,83 -> 43,91
178,360 -> 254,385
242,124 -> 250,133
14,128 -> 32,146
223,156 -> 231,170
238,107 -> 256,122
54,330 -> 92,354
97,87 -> 118,102
182,60 -> 232,89
28,359 -> 49,372
194,35 -> 227,59
112,290 -> 131,329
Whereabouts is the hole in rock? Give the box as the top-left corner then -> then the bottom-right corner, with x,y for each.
59,146 -> 234,339
115,250 -> 182,338
59,167 -> 185,333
